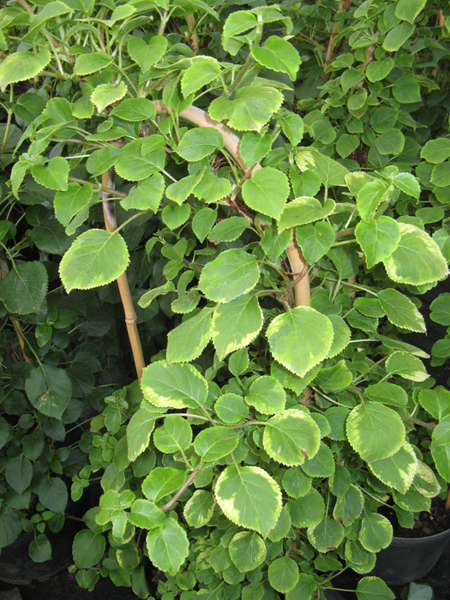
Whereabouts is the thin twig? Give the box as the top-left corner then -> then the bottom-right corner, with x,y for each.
161,470 -> 199,512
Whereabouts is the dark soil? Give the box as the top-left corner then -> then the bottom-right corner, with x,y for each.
380,496 -> 450,538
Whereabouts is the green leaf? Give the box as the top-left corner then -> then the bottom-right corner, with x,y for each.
333,485 -> 364,526
356,577 -> 395,600
251,36 -> 300,81
229,531 -> 266,573
378,289 -> 426,333
209,86 -> 283,132
326,408 -> 350,442
295,148 -> 349,187
266,307 -> 334,377
336,133 -> 360,159
29,534 -> 52,563
395,0 -> 426,23
128,36 -> 167,72
146,518 -> 189,576
366,58 -> 394,82
59,230 -> 129,293
214,393 -> 248,425
315,360 -> 353,393
86,145 -> 122,177
54,183 -> 94,227
279,197 -> 335,231
421,138 -> 450,163
376,129 -> 405,156
0,49 -> 51,91
296,221 -> 336,264
327,315 -> 352,359
242,167 -> 290,220
184,490 -> 216,528
307,517 -> 344,553
413,461 -> 441,498
431,443 -> 450,481
181,58 -> 221,97
268,506 -> 292,542
121,174 -> 165,212
246,375 -> 286,415
356,217 -> 401,269
286,574 -> 316,600
116,139 -> 166,182
287,489 -> 325,527
240,132 -> 272,166
393,76 -> 421,104
281,113 -> 304,147
193,173 -> 232,204
138,281 -> 175,309
128,499 -> 166,529
0,261 -> 48,314
192,208 -> 217,242
430,294 -> 450,325
167,307 -> 213,363
32,157 -> 69,192
430,162 -> 450,187
212,295 -> 263,360
359,514 -> 393,553
263,409 -> 321,466
394,173 -> 421,199
5,455 -> 32,494
356,181 -> 389,222
153,415 -> 192,454
198,249 -> 260,303
268,556 -> 299,593
37,477 -> 68,513
302,443 -> 335,478
208,217 -> 249,243
386,351 -> 429,382
419,388 -> 450,419
177,128 -> 224,162
74,52 -> 112,76
141,360 -> 208,409
91,82 -> 127,113
282,468 -> 312,498
25,365 -> 72,419
228,349 -> 250,377
346,402 -> 405,462
142,467 -> 186,503
126,404 -> 159,461
194,427 -> 239,461
215,465 -> 282,538
222,10 -> 256,54
0,509 -> 22,549
365,382 -> 408,406
73,530 -> 106,568
382,22 -> 414,52
110,98 -> 156,122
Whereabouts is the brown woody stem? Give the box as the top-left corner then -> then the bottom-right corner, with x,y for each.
161,470 -> 199,512
185,14 -> 199,54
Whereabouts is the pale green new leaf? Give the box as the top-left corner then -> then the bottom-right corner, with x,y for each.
146,518 -> 189,576
383,224 -> 449,285
266,307 -> 334,377
296,221 -> 336,264
32,157 -> 69,191
54,183 -> 93,227
167,307 -> 213,363
121,174 -> 165,212
126,403 -> 160,461
295,148 -> 349,187
326,315 -> 352,359
181,58 -> 221,97
346,402 -> 405,463
138,282 -> 175,309
142,468 -> 186,503
242,167 -> 290,220
194,427 -> 239,462
141,360 -> 208,409
356,182 -> 389,222
395,0 -> 426,23
212,295 -> 263,360
110,98 -> 156,122
198,249 -> 260,303
59,230 -> 129,293
128,36 -> 167,72
177,128 -> 224,162
215,465 -> 282,538
74,52 -> 112,76
263,409 -> 321,466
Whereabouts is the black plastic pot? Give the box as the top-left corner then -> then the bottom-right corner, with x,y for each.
370,527 -> 450,586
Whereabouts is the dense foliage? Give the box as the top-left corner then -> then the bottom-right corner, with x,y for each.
1,0 -> 450,598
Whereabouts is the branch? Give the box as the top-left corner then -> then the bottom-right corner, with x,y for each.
161,470 -> 199,512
